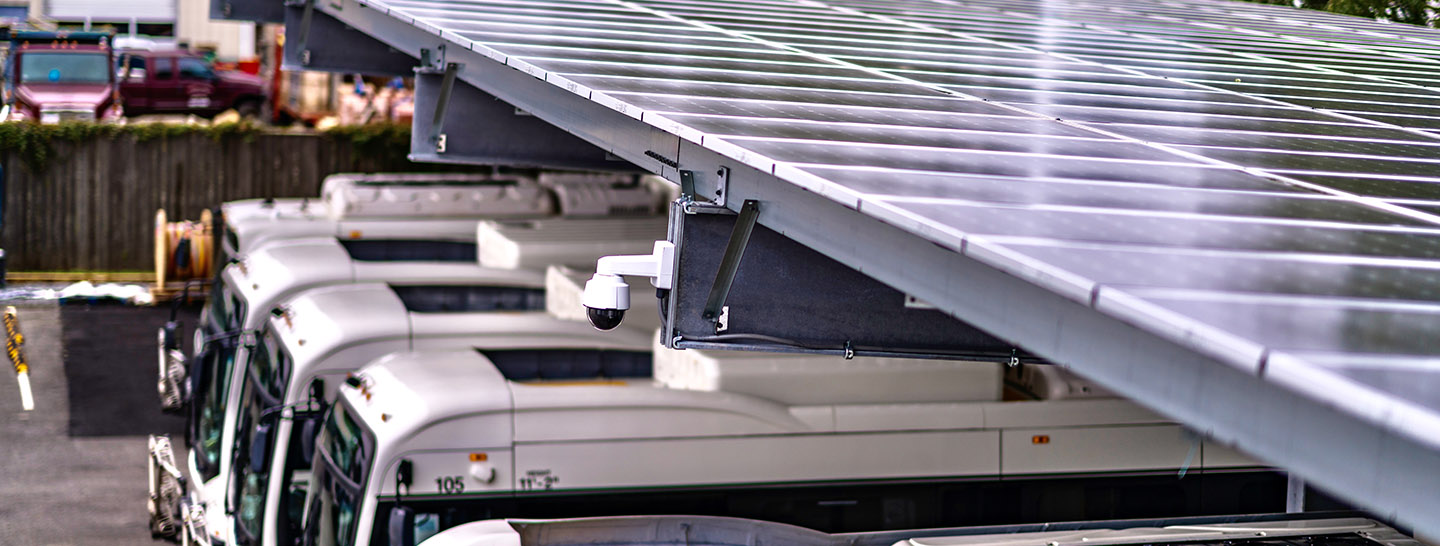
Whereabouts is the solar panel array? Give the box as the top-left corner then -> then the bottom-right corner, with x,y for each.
354,0 -> 1440,513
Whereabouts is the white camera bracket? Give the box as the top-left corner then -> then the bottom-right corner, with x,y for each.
595,240 -> 675,290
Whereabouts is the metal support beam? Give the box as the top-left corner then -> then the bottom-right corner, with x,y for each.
425,62 -> 460,154
702,199 -> 760,330
663,200 -> 1026,359
408,72 -> 641,171
285,0 -> 315,67
283,1 -> 414,75
211,0 -> 284,22
324,0 -> 678,176
1287,474 -> 1307,513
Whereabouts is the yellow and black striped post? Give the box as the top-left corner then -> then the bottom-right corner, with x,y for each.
4,306 -> 33,411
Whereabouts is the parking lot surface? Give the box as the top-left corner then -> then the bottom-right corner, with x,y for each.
1,301 -> 198,546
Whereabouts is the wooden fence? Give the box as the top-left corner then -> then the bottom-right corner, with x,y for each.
1,130 -> 450,272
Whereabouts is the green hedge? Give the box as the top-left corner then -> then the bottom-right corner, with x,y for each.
0,121 -> 414,173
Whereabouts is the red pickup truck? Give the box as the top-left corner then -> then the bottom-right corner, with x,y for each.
116,50 -> 266,118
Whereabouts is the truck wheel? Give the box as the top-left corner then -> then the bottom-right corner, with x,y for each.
235,99 -> 269,124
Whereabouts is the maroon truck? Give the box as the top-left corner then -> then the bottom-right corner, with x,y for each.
3,31 -> 124,123
116,50 -> 266,118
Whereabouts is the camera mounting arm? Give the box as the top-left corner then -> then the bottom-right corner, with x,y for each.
596,241 -> 675,289
582,241 -> 675,330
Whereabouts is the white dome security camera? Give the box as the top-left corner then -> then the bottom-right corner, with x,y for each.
582,273 -> 629,330
582,241 -> 674,331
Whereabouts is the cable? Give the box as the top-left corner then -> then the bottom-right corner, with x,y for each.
682,332 -> 1038,363
681,333 -> 833,351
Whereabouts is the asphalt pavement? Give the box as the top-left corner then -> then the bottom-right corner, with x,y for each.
0,301 -> 199,546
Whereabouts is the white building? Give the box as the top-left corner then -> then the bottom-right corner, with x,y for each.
25,0 -> 256,61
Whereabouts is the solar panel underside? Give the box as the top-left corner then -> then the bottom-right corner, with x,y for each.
358,0 -> 1440,474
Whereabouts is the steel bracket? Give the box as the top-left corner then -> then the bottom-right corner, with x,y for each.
427,62 -> 461,154
678,167 -> 729,207
288,0 -> 315,66
701,199 -> 760,331
713,166 -> 730,207
417,44 -> 448,74
679,170 -> 697,202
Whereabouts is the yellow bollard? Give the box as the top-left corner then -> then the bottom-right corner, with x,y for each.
4,306 -> 33,411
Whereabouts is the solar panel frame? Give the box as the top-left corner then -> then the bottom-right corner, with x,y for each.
380,0 -> 1440,420
326,0 -> 1440,534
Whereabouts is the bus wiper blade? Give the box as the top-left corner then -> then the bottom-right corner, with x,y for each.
245,361 -> 285,409
203,329 -> 252,346
316,446 -> 362,494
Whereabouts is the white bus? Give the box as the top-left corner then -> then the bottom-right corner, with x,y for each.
149,236 -> 542,538
217,172 -> 666,262
153,216 -> 668,542
416,514 -> 1412,546
207,284 -> 654,546
295,342 -> 1275,546
163,216 -> 665,417
218,173 -> 544,262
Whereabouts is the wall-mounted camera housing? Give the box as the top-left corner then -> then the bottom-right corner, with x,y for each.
581,241 -> 674,330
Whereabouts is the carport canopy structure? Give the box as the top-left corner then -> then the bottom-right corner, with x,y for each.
290,0 -> 1440,535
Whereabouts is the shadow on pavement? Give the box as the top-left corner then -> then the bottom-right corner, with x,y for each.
61,302 -> 201,437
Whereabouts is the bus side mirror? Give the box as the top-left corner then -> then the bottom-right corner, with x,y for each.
396,459 -> 413,489
161,320 -> 179,351
298,380 -> 327,462
299,415 -> 320,463
388,506 -> 415,546
250,421 -> 272,473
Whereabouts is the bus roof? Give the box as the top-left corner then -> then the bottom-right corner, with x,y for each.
270,285 -> 649,401
477,217 -> 667,270
226,237 -> 546,329
420,515 -> 1406,546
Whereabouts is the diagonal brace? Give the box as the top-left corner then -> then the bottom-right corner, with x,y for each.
289,0 -> 315,65
430,62 -> 461,153
702,200 -> 760,327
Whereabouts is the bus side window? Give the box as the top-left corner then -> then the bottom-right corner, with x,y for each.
414,513 -> 440,544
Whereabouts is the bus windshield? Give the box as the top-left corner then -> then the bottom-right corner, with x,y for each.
191,343 -> 238,480
230,330 -> 291,545
206,284 -> 228,331
208,283 -> 246,332
19,52 -> 111,84
191,283 -> 248,480
303,399 -> 373,546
